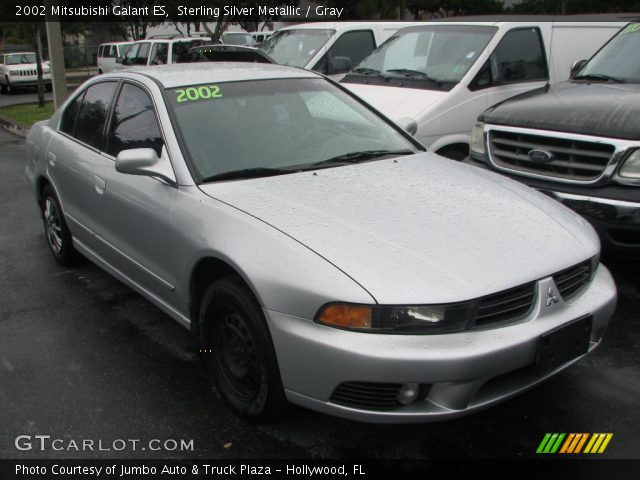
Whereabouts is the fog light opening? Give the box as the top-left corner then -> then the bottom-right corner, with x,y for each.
396,383 -> 420,405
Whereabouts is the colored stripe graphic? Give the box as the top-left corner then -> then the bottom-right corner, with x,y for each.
538,433 -> 613,454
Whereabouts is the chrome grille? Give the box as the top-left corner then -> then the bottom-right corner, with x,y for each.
489,130 -> 614,181
475,282 -> 536,327
553,260 -> 591,301
17,69 -> 37,77
330,382 -> 401,410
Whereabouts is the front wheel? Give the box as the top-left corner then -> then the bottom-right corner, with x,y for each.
199,277 -> 287,422
41,185 -> 79,266
5,78 -> 13,95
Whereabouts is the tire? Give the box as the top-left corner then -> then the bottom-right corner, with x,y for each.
5,78 -> 13,95
199,276 -> 287,422
41,184 -> 79,266
0,82 -> 5,94
45,83 -> 52,92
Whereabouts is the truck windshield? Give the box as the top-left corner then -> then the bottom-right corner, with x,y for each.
6,53 -> 37,65
261,29 -> 334,68
347,25 -> 497,90
575,23 -> 640,83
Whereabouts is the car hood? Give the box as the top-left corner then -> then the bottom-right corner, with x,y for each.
199,153 -> 599,304
343,84 -> 446,122
480,81 -> 640,140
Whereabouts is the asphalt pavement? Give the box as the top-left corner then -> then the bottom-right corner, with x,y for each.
0,128 -> 638,461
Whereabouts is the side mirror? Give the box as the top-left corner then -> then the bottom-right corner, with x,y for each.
570,59 -> 587,78
396,117 -> 418,136
115,148 -> 176,186
116,57 -> 124,64
331,56 -> 352,75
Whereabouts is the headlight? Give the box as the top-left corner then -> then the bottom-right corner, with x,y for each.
469,122 -> 485,160
315,302 -> 473,334
619,149 -> 640,179
8,70 -> 16,76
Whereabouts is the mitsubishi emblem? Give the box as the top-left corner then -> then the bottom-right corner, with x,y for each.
546,286 -> 559,306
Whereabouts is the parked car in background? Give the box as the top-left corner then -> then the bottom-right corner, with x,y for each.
222,31 -> 256,46
97,41 -> 133,74
261,22 -> 419,78
188,45 -> 274,64
467,22 -> 640,255
25,62 -> 616,423
0,52 -> 51,94
117,35 -> 210,68
341,20 -> 624,159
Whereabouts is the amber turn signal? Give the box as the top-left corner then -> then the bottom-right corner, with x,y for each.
317,304 -> 372,329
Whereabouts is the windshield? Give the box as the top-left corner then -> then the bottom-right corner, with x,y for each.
6,53 -> 37,65
223,33 -> 255,45
351,25 -> 497,89
576,23 -> 640,83
261,29 -> 334,68
167,78 -> 419,181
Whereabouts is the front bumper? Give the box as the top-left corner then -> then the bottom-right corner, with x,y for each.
6,74 -> 51,86
463,156 -> 640,254
265,265 -> 616,423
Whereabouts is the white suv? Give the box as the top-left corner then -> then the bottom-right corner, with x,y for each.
117,36 -> 210,69
0,52 -> 51,95
97,42 -> 133,74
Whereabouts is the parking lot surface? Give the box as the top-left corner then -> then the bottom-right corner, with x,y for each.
0,128 -> 638,459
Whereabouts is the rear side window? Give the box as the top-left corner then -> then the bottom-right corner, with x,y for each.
60,91 -> 85,136
106,83 -> 163,157
471,27 -> 547,89
74,82 -> 117,149
98,46 -> 104,57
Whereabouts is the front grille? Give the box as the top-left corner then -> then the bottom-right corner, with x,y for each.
330,382 -> 401,410
475,282 -> 536,327
489,130 -> 614,181
553,260 -> 591,301
17,69 -> 37,77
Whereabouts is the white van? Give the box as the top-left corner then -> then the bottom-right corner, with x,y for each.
341,21 -> 625,159
261,22 -> 419,77
117,36 -> 210,69
97,42 -> 133,74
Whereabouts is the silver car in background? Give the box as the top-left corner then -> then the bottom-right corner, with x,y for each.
25,63 -> 616,423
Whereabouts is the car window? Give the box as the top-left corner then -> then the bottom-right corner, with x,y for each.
472,27 -> 547,88
314,30 -> 375,74
149,43 -> 169,65
167,78 -> 417,180
118,44 -> 132,57
125,43 -> 150,65
60,91 -> 85,136
98,46 -> 104,57
74,82 -> 117,149
106,83 -> 163,157
108,45 -> 117,58
262,29 -> 335,68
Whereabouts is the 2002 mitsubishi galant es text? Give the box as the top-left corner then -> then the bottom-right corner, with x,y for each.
26,63 -> 616,423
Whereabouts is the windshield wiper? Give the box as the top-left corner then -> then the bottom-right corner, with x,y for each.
201,167 -> 293,183
385,69 -> 442,84
306,149 -> 415,168
574,73 -> 626,83
351,67 -> 386,78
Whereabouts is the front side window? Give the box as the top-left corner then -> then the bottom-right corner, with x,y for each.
74,82 -> 117,149
118,43 -> 132,57
149,43 -> 169,65
166,78 -> 418,181
575,23 -> 640,83
124,43 -> 150,65
261,29 -> 335,68
106,83 -> 163,157
471,27 -> 547,89
314,30 -> 375,74
345,25 -> 497,91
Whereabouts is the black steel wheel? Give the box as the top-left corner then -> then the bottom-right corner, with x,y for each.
199,277 -> 286,421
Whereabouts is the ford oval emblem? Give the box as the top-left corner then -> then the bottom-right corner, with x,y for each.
528,149 -> 554,163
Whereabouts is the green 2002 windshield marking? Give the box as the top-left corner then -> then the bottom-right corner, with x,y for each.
622,23 -> 640,34
175,85 -> 222,103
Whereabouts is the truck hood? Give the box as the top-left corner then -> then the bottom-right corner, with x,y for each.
480,81 -> 640,140
343,84 -> 446,122
199,153 -> 599,304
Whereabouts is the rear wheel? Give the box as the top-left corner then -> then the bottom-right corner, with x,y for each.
199,277 -> 286,422
41,185 -> 79,266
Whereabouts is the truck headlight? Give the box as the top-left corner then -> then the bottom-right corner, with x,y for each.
619,150 -> 640,179
315,302 -> 472,334
469,122 -> 485,161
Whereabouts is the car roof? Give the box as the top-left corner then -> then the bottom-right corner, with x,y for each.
100,41 -> 132,46
114,62 -> 318,88
3,51 -> 36,55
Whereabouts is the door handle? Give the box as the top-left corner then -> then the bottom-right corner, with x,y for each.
93,175 -> 106,195
47,152 -> 56,167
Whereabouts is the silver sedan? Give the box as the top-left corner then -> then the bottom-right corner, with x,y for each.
25,63 -> 616,423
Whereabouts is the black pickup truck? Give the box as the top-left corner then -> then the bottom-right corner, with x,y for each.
467,23 -> 640,256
